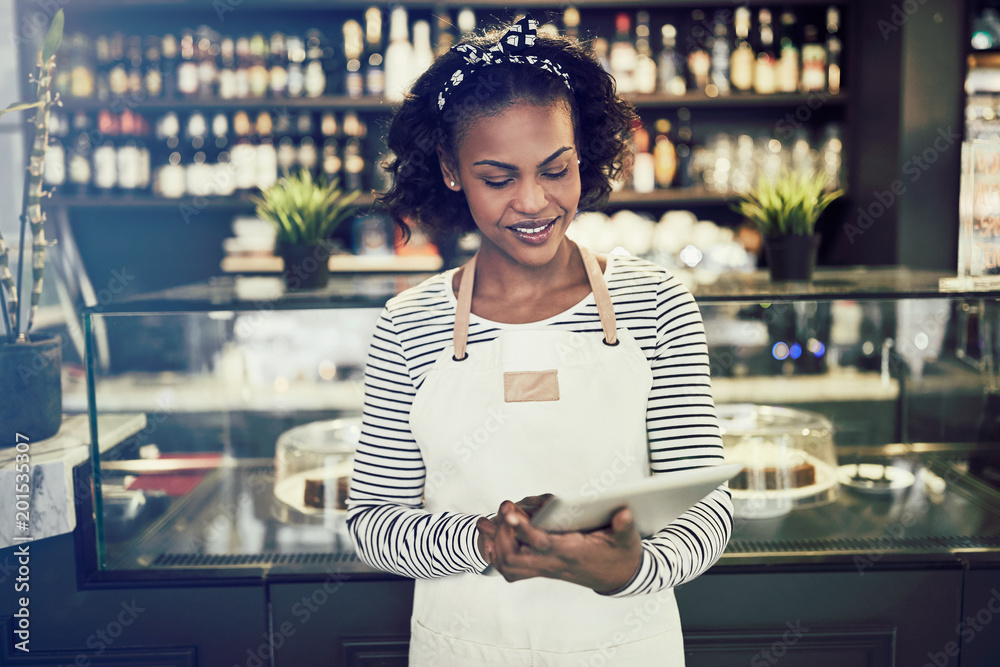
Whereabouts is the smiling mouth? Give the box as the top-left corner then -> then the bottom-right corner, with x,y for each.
506,218 -> 558,244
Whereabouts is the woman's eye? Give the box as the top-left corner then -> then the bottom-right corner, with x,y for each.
543,166 -> 569,180
483,178 -> 512,189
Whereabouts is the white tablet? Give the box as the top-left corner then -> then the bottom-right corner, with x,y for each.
530,462 -> 743,537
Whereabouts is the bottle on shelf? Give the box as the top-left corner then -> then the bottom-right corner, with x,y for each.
343,138 -> 365,192
144,36 -> 164,99
108,33 -> 129,99
686,11 -> 711,93
754,9 -> 778,95
296,111 -> 318,175
154,111 -> 185,198
632,121 -> 655,193
659,25 -> 686,96
185,111 -> 212,196
435,12 -> 455,58
255,111 -> 278,190
730,7 -> 754,93
778,11 -> 800,94
269,32 -> 289,98
305,30 -> 331,98
709,11 -> 731,96
286,35 -> 305,98
384,6 -> 415,102
211,112 -> 235,196
365,7 -> 385,96
248,33 -> 270,98
68,33 -> 95,99
609,12 -> 637,95
826,7 -> 842,95
321,111 -> 342,184
820,124 -> 844,190
92,110 -> 119,195
43,110 -> 68,190
218,37 -> 238,100
116,109 -> 144,194
343,20 -> 365,98
197,27 -> 219,100
675,107 -> 693,188
67,111 -> 93,195
161,33 -> 179,99
94,35 -> 111,101
235,36 -> 251,99
653,118 -> 677,189
125,36 -> 144,99
457,7 -> 476,39
177,30 -> 200,98
634,11 -> 657,95
800,25 -> 827,92
412,21 -> 434,83
230,110 -> 257,193
563,6 -> 580,40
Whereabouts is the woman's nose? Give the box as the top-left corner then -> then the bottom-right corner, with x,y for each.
512,177 -> 549,214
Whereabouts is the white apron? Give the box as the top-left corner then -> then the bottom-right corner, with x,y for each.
408,246 -> 684,666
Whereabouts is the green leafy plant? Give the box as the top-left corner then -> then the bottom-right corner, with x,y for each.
732,169 -> 844,237
0,9 -> 64,343
252,170 -> 360,245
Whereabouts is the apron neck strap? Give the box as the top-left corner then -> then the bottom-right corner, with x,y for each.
451,245 -> 618,359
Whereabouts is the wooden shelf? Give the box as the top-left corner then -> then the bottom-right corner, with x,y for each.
47,188 -> 740,212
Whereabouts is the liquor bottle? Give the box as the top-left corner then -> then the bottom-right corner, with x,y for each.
296,112 -> 318,174
730,7 -> 754,92
343,21 -> 365,98
68,33 -> 95,99
270,33 -> 289,98
53,38 -> 72,99
457,7 -> 476,38
343,110 -> 367,140
218,37 -> 237,100
305,30 -> 330,98
255,111 -> 278,190
125,36 -> 143,99
343,137 -> 364,191
144,36 -> 163,99
321,111 -> 341,183
235,37 -> 251,99
634,12 -> 657,95
412,21 -> 434,81
800,25 -> 827,92
609,13 -> 637,94
230,110 -> 256,192
154,112 -> 185,198
563,6 -> 580,40
117,109 -> 142,193
92,110 -> 119,194
94,35 -> 111,101
594,38 -> 612,75
67,111 -> 93,195
384,6 -> 415,102
754,9 -> 777,95
709,12 -> 731,96
653,119 -> 677,188
185,111 -> 211,196
135,113 -> 152,193
365,7 -> 385,96
286,35 -> 305,98
778,12 -> 800,93
248,33 -> 270,98
434,11 -> 454,57
277,136 -> 297,174
632,122 -> 655,193
43,111 -> 68,189
675,107 -> 693,188
177,30 -> 200,98
197,27 -> 218,99
686,11 -> 711,92
108,33 -> 129,99
659,25 -> 685,95
161,33 -> 179,98
820,124 -> 844,190
826,7 -> 842,95
209,112 -> 234,196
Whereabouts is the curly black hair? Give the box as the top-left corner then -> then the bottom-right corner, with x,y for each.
378,23 -> 638,242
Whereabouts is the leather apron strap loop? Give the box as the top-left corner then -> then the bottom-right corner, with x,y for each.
452,253 -> 477,361
451,245 -> 617,357
578,245 -> 618,345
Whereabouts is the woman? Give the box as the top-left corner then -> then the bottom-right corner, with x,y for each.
347,17 -> 733,666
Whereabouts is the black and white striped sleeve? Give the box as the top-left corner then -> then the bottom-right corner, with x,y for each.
606,274 -> 734,597
346,305 -> 490,578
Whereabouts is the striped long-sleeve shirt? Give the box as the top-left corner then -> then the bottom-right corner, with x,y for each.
347,252 -> 733,597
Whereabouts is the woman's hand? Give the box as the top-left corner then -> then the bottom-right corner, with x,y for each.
479,499 -> 643,594
476,494 -> 552,564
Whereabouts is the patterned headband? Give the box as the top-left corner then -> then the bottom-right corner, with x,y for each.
437,17 -> 573,111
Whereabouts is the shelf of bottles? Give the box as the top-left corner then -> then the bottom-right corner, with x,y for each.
967,5 -> 1000,142
39,3 -> 847,208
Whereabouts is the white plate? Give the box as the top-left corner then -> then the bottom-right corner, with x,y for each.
837,463 -> 915,494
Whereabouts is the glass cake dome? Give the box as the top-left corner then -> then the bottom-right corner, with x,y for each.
273,418 -> 361,521
718,404 -> 839,519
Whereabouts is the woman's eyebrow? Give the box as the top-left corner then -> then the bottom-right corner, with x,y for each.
472,146 -> 574,171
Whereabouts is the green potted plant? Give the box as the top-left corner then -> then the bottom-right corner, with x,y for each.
733,168 -> 844,282
0,10 -> 65,445
252,169 -> 360,290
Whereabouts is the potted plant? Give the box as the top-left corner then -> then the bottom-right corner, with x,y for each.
0,10 -> 65,446
252,169 -> 360,290
733,169 -> 844,282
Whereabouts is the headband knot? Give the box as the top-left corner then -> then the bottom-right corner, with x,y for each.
438,17 -> 572,111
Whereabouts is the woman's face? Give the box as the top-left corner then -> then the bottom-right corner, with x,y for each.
441,99 -> 581,268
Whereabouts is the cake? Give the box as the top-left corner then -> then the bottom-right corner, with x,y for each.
303,476 -> 350,510
727,440 -> 817,491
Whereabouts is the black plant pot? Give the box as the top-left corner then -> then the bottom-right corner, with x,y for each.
763,234 -> 821,282
278,243 -> 331,290
0,336 -> 62,446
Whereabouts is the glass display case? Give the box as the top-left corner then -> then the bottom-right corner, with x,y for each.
81,267 -> 1000,581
